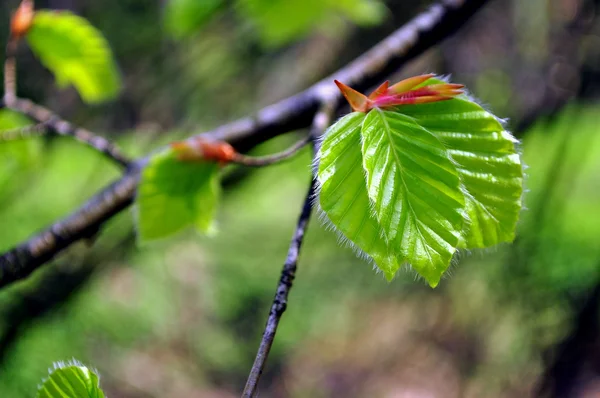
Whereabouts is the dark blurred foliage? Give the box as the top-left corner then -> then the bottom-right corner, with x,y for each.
1,0 -> 600,397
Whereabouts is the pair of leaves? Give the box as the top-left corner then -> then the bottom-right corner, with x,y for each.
136,149 -> 220,242
25,10 -> 121,103
317,78 -> 523,287
37,363 -> 105,398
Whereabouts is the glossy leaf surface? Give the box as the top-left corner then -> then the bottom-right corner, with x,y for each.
361,108 -> 465,285
37,364 -> 105,398
317,113 -> 399,279
27,11 -> 121,103
399,79 -> 523,248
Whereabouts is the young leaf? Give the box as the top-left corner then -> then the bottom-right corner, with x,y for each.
317,75 -> 523,287
37,363 -> 105,398
136,149 -> 220,242
10,0 -> 34,38
317,113 -> 400,279
361,109 -> 466,286
26,10 -> 121,103
399,80 -> 523,248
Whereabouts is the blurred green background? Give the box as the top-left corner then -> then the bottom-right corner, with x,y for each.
1,0 -> 600,397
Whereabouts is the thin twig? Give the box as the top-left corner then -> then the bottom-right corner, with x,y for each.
4,39 -> 17,105
0,0 -> 490,288
0,168 -> 139,289
0,122 -> 47,141
242,106 -> 332,397
231,136 -> 310,167
242,175 -> 317,398
7,98 -> 131,167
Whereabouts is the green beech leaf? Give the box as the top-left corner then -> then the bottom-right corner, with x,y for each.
399,80 -> 523,248
136,149 -> 220,242
164,0 -> 223,39
361,109 -> 466,286
317,76 -> 523,287
317,113 -> 400,279
26,10 -> 121,103
37,362 -> 105,398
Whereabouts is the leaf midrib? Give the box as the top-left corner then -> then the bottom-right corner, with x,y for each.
375,108 -> 434,250
374,108 -> 457,270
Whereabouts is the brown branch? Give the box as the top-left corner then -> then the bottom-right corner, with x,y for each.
0,0 -> 490,288
4,39 -> 17,104
242,105 -> 333,396
0,122 -> 47,141
242,165 -> 317,398
231,136 -> 310,167
6,98 -> 131,168
0,170 -> 139,288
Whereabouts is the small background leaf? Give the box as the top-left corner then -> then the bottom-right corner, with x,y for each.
37,363 -> 105,398
136,149 -> 220,242
26,10 -> 121,103
164,0 -> 224,39
236,0 -> 385,48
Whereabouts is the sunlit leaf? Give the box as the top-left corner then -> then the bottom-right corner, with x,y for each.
164,0 -> 223,39
26,10 -> 121,103
317,113 -> 400,279
361,109 -> 465,286
317,75 -> 523,287
136,149 -> 220,242
37,363 -> 105,398
399,79 -> 523,248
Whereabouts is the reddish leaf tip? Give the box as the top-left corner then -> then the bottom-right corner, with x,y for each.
335,75 -> 464,111
172,138 -> 236,164
335,80 -> 372,112
368,81 -> 390,100
11,0 -> 34,38
388,74 -> 436,93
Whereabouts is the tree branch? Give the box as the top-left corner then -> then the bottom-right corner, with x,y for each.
231,136 -> 310,167
241,103 -> 333,396
4,39 -> 17,105
0,122 -> 47,141
0,170 -> 139,288
6,98 -> 131,168
0,0 -> 490,288
3,10 -> 131,168
242,169 -> 317,398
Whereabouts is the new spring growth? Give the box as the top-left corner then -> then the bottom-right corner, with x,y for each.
334,74 -> 464,113
11,0 -> 34,39
171,138 -> 236,164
